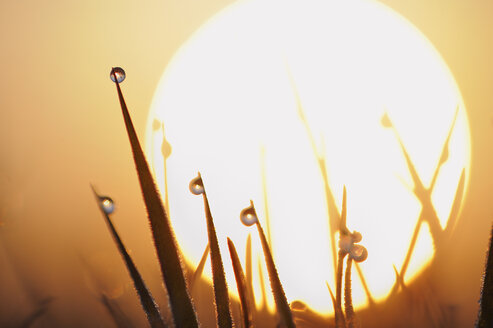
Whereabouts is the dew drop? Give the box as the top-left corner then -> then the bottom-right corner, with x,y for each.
350,244 -> 368,262
99,196 -> 115,214
152,119 -> 162,131
162,138 -> 172,159
352,231 -> 362,243
110,67 -> 126,83
380,113 -> 392,128
240,204 -> 258,226
189,175 -> 204,195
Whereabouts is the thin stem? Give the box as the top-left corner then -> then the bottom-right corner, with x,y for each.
344,257 -> 355,328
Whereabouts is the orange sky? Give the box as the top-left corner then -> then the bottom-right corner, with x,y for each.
0,0 -> 492,326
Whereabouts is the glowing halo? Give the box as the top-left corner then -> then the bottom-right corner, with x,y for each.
146,0 -> 470,314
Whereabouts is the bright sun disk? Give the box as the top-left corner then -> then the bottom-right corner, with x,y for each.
146,0 -> 470,315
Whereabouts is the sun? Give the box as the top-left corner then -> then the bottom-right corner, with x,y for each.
145,0 -> 470,315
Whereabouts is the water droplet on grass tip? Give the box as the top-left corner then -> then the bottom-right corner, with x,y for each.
240,204 -> 258,226
110,67 -> 126,83
189,175 -> 204,195
99,196 -> 115,214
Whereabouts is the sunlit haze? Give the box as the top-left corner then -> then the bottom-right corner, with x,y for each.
146,0 -> 470,314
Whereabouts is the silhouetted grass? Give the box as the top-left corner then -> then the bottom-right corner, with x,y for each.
189,243 -> 210,292
383,107 -> 464,296
91,186 -> 166,328
44,68 -> 478,328
227,238 -> 253,328
324,282 -> 344,328
476,223 -> 493,328
344,257 -> 356,328
111,68 -> 199,328
243,201 -> 295,328
354,262 -> 375,308
190,173 -> 233,328
257,257 -> 268,312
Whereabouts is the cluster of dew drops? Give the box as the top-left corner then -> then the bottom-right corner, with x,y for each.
107,67 -> 260,229
96,68 -> 124,217
188,174 -> 258,227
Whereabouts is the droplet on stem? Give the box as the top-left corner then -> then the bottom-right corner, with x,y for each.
162,139 -> 172,159
110,67 -> 126,83
380,113 -> 392,128
189,174 -> 204,195
152,119 -> 162,131
240,203 -> 258,226
99,196 -> 115,214
352,231 -> 362,243
350,244 -> 368,262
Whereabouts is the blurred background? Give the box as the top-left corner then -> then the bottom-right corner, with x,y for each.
0,0 -> 491,326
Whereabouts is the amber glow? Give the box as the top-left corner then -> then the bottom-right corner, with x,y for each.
146,0 -> 469,314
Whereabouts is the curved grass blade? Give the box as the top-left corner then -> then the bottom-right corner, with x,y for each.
191,173 -> 233,328
189,243 -> 210,292
245,233 -> 256,312
260,147 -> 273,252
248,201 -> 295,328
354,262 -> 375,307
429,106 -> 459,191
91,186 -> 166,328
326,282 -> 345,328
227,238 -> 253,328
477,223 -> 493,328
287,69 -> 340,280
444,168 -> 466,238
257,256 -> 268,312
111,69 -> 198,328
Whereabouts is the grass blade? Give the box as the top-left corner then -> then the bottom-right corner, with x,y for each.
227,238 -> 253,328
326,282 -> 345,328
287,68 -> 340,281
477,223 -> 493,328
354,262 -> 375,307
244,201 -> 295,328
191,173 -> 233,328
257,256 -> 268,312
393,264 -> 406,291
111,69 -> 198,328
260,147 -> 273,252
245,233 -> 256,311
189,243 -> 210,292
444,168 -> 466,238
429,106 -> 459,191
91,187 -> 166,328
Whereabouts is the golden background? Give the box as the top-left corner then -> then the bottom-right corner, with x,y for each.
0,0 -> 491,326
